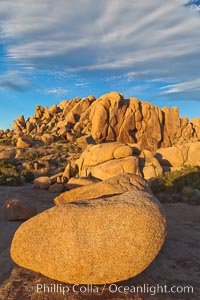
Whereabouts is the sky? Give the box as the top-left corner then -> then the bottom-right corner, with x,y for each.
0,0 -> 200,129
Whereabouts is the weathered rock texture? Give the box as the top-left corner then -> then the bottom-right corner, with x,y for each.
66,176 -> 100,190
0,149 -> 16,160
156,142 -> 200,167
139,149 -> 163,179
74,141 -> 199,181
76,142 -> 141,179
54,173 -> 152,205
11,191 -> 166,284
33,177 -> 52,190
1,91 -> 198,152
16,137 -> 31,149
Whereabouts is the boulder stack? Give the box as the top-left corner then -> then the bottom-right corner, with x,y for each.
76,142 -> 141,180
3,91 -> 199,151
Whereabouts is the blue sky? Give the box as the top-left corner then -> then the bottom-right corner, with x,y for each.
0,0 -> 200,129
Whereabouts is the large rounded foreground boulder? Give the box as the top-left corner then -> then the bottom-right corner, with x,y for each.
11,191 -> 166,284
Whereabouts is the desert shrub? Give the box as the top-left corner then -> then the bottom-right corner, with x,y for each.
181,186 -> 195,198
57,140 -> 67,144
151,165 -> 200,194
58,161 -> 68,170
4,176 -> 21,185
22,134 -> 34,141
0,138 -> 16,146
36,119 -> 42,125
43,117 -> 52,124
21,170 -> 35,183
20,152 -> 41,160
65,143 -> 82,153
73,130 -> 82,139
0,160 -> 35,185
55,144 -> 63,150
43,130 -> 52,134
0,160 -> 21,185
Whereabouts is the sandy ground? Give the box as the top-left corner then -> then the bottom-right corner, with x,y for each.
0,185 -> 55,284
0,185 -> 200,300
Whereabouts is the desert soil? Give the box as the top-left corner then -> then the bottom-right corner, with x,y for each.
0,185 -> 199,300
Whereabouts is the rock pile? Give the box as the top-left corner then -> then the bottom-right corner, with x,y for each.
1,91 -> 199,152
156,141 -> 200,169
76,142 -> 141,180
30,140 -> 200,193
75,141 -> 200,181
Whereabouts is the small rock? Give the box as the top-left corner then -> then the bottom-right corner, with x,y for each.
0,150 -> 16,160
49,183 -> 65,193
33,177 -> 51,190
41,134 -> 54,145
16,137 -> 31,149
4,198 -> 37,221
76,135 -> 96,150
62,164 -> 71,180
66,132 -> 74,142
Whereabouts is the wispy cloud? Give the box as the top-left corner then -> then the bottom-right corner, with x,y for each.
160,78 -> 200,94
43,87 -> 69,97
0,1 -> 199,69
0,1 -> 200,99
74,80 -> 88,87
0,70 -> 31,92
184,1 -> 200,12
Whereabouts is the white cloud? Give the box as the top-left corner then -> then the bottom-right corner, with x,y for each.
74,81 -> 88,87
0,0 -> 200,96
0,70 -> 31,91
160,78 -> 200,94
43,87 -> 69,97
185,1 -> 200,12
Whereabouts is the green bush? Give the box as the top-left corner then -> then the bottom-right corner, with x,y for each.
181,186 -> 195,198
0,138 -> 16,146
151,165 -> 200,194
20,152 -> 41,160
0,160 -> 21,185
0,160 -> 35,185
21,170 -> 35,183
65,143 -> 82,153
73,130 -> 82,139
22,135 -> 33,141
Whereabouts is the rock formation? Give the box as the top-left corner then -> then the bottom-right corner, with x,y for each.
156,142 -> 200,168
16,137 -> 31,149
0,91 -> 198,152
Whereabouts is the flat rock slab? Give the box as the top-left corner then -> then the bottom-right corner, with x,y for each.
11,191 -> 166,285
54,173 -> 152,205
